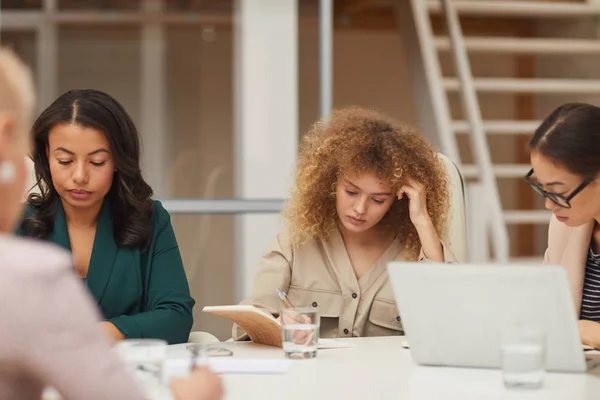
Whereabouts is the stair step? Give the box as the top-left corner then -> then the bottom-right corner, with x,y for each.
435,36 -> 600,54
428,1 -> 600,17
504,210 -> 551,224
444,78 -> 600,94
453,120 -> 541,134
462,164 -> 530,179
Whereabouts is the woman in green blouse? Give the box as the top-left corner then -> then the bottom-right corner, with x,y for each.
19,89 -> 194,344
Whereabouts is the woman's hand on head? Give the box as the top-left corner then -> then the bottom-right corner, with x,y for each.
398,178 -> 431,228
398,178 -> 444,262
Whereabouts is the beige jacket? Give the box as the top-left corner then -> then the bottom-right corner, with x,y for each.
234,226 -> 454,339
544,215 -> 595,317
0,234 -> 143,400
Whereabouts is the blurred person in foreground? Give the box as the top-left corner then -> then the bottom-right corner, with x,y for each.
0,49 -> 222,400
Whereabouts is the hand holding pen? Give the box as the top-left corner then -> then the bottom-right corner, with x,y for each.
276,287 -> 294,308
276,288 -> 315,347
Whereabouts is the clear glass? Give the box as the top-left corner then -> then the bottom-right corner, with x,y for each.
280,307 -> 320,359
501,328 -> 546,389
187,343 -> 234,360
115,339 -> 168,400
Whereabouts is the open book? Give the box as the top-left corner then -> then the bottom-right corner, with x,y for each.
203,305 -> 283,347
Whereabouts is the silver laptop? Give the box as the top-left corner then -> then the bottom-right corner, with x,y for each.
387,262 -> 587,373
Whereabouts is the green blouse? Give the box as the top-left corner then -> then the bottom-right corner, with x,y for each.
19,199 -> 194,344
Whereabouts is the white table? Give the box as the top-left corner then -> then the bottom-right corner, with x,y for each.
168,336 -> 600,400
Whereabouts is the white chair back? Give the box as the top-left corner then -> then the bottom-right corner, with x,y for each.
437,152 -> 467,263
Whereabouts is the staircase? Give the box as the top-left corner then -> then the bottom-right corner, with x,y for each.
399,0 -> 600,262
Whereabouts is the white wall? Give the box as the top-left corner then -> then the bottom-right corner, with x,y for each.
234,0 -> 299,305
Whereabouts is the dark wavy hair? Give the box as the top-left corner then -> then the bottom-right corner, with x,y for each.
20,89 -> 154,248
529,103 -> 600,178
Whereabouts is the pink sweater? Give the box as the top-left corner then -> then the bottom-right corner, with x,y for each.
0,234 -> 144,400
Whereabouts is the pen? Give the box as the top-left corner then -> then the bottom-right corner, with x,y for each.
189,344 -> 201,371
276,288 -> 294,308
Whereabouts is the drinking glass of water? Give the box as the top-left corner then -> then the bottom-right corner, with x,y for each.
281,307 -> 320,359
501,327 -> 546,389
115,339 -> 168,399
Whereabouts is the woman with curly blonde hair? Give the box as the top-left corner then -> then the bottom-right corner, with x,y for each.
234,107 -> 454,340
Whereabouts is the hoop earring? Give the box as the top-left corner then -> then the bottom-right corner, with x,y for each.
0,161 -> 15,183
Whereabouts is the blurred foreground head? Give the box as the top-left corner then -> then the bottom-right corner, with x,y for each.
0,48 -> 35,233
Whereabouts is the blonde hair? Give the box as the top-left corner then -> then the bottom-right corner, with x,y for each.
0,48 -> 35,142
284,107 -> 449,259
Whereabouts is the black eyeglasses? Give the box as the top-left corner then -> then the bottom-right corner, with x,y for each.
524,169 -> 591,209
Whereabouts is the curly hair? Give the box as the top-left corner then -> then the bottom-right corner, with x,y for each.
20,89 -> 154,249
284,107 -> 450,259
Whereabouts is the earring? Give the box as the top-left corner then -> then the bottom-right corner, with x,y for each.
0,161 -> 15,183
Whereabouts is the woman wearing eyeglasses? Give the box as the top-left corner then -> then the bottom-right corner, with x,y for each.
529,103 -> 600,349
